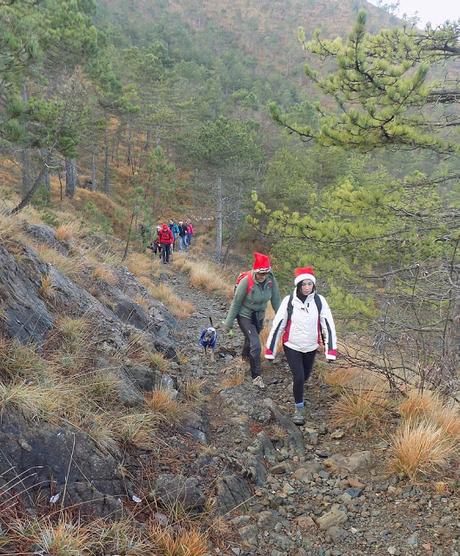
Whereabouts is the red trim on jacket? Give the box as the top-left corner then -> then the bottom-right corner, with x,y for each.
282,320 -> 292,344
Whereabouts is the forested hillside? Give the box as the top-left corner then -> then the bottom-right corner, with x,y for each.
0,0 -> 459,554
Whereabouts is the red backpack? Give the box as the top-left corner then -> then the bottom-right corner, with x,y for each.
234,271 -> 255,294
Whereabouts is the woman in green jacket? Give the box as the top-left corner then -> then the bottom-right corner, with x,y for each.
224,253 -> 281,389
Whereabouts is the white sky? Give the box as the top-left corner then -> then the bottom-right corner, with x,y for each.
368,0 -> 459,27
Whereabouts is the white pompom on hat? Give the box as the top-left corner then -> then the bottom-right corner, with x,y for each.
294,266 -> 316,286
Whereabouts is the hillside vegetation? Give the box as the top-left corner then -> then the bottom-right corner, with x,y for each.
0,0 -> 459,554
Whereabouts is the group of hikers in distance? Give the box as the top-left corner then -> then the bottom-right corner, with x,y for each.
223,252 -> 337,426
146,219 -> 194,264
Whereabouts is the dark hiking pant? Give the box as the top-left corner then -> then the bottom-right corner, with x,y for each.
237,315 -> 263,379
161,244 -> 171,263
283,345 -> 316,404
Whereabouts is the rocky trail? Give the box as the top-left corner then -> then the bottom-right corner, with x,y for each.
165,262 -> 459,556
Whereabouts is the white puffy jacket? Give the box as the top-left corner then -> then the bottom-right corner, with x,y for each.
264,290 -> 337,360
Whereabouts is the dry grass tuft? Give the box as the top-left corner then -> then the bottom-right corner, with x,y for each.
398,389 -> 444,421
144,349 -> 170,373
56,316 -> 90,351
183,378 -> 205,402
92,265 -> 118,285
150,524 -> 208,556
0,381 -> 74,421
10,517 -> 91,556
140,279 -> 195,319
322,367 -> 362,390
172,256 -> 232,298
55,221 -> 80,242
221,369 -> 245,389
39,273 -> 55,299
111,412 -> 159,450
331,386 -> 389,431
389,420 -> 457,479
83,414 -> 119,454
430,405 -> 460,440
126,252 -> 155,277
35,244 -> 85,279
145,390 -> 186,426
0,338 -> 46,380
0,212 -> 21,239
80,370 -> 122,407
93,518 -> 153,555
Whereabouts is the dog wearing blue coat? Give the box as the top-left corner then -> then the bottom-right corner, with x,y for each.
199,318 -> 218,362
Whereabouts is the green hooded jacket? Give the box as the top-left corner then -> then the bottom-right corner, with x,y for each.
224,272 -> 281,329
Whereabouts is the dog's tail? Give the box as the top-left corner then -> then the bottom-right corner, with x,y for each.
209,316 -> 213,328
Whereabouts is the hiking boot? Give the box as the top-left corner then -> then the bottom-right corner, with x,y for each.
252,376 -> 265,389
292,407 -> 305,425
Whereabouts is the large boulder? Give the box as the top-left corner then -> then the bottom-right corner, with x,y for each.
0,409 -> 127,516
0,244 -> 53,344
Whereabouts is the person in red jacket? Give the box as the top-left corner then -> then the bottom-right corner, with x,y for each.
158,223 -> 174,264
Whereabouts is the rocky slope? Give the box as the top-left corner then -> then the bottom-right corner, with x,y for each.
0,229 -> 458,555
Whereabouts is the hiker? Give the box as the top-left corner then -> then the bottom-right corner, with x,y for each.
147,225 -> 162,259
158,223 -> 174,263
185,219 -> 194,248
223,252 -> 281,389
264,267 -> 337,425
168,219 -> 180,252
178,221 -> 187,251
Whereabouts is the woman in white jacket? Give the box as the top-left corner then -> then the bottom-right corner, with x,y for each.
264,267 -> 337,425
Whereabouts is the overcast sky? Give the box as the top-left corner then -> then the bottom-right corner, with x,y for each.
368,0 -> 459,27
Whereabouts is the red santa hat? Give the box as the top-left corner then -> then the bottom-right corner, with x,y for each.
294,266 -> 316,286
252,252 -> 271,273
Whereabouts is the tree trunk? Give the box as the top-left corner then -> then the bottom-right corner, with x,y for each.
103,123 -> 110,195
40,149 -> 50,202
20,148 -> 32,196
65,158 -> 77,198
11,152 -> 52,214
127,120 -> 132,166
19,85 -> 31,196
91,151 -> 97,191
215,176 -> 223,263
122,209 -> 136,262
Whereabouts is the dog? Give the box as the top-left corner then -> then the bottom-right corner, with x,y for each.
199,318 -> 218,362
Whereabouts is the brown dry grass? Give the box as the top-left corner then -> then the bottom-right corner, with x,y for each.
0,381 -> 80,423
126,252 -> 157,278
322,367 -> 362,390
145,390 -> 186,426
172,255 -> 232,298
331,386 -> 390,431
183,378 -> 205,402
0,212 -> 21,239
35,244 -> 86,279
389,420 -> 457,479
9,517 -> 92,556
150,524 -> 208,556
55,221 -> 80,242
111,412 -> 159,450
39,274 -> 55,300
92,265 -> 118,285
141,280 -> 195,319
221,369 -> 245,389
0,337 -> 47,380
398,389 -> 444,421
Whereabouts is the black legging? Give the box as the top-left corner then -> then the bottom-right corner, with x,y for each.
283,345 -> 316,404
237,315 -> 263,379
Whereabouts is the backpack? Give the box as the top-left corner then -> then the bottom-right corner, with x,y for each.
286,292 -> 324,344
234,271 -> 255,294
